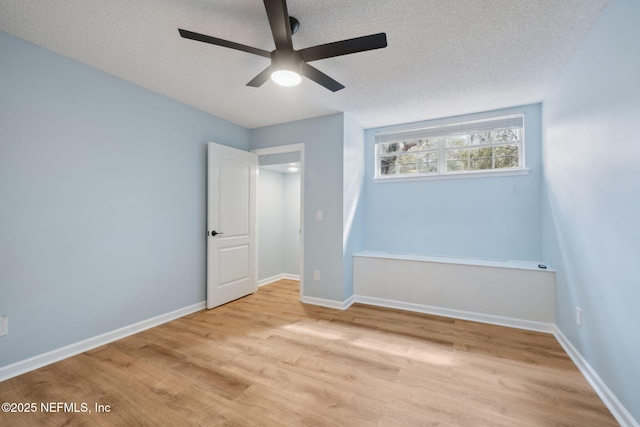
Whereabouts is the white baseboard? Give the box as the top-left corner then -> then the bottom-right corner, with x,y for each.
0,301 -> 206,383
553,327 -> 639,427
258,273 -> 300,287
302,295 -> 354,310
344,295 -> 355,309
353,295 -> 555,334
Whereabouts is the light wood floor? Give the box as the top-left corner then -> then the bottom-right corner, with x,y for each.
0,279 -> 616,426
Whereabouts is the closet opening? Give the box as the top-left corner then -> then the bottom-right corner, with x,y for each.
253,144 -> 304,299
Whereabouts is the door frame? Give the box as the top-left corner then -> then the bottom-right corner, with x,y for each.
252,143 -> 305,301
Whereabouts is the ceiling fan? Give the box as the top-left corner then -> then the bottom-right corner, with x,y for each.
178,0 -> 387,92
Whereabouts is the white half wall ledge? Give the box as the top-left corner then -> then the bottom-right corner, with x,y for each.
0,301 -> 206,383
353,251 -> 556,326
355,250 -> 554,272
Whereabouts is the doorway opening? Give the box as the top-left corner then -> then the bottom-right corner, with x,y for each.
252,144 -> 304,300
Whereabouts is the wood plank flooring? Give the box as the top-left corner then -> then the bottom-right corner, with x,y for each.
0,279 -> 617,426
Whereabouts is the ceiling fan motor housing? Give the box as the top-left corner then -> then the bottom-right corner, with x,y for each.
271,49 -> 303,74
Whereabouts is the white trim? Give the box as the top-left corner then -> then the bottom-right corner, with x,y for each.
0,301 -> 205,382
553,327 -> 639,427
258,273 -> 300,287
344,295 -> 355,309
252,143 -> 305,156
373,168 -> 530,183
302,295 -> 354,311
353,295 -> 555,334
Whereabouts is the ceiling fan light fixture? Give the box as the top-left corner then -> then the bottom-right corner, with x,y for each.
271,69 -> 301,86
270,49 -> 303,87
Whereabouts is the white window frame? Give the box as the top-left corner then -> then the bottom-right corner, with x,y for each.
374,114 -> 529,182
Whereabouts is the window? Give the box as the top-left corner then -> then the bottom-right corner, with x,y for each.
375,114 -> 525,180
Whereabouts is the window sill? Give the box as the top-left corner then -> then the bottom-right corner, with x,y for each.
372,168 -> 530,183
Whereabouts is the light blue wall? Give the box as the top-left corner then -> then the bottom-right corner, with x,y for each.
342,115 -> 366,299
364,104 -> 543,261
0,32 -> 250,367
257,168 -> 286,280
541,0 -> 640,421
250,114 -> 345,301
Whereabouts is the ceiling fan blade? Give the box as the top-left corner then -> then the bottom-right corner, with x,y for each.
263,0 -> 293,51
299,33 -> 387,62
247,66 -> 273,87
178,29 -> 271,58
301,63 -> 345,92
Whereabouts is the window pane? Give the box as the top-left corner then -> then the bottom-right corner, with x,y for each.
470,158 -> 492,170
470,132 -> 490,145
418,161 -> 438,173
380,163 -> 397,175
494,144 -> 519,169
398,153 -> 418,164
399,163 -> 418,174
494,144 -> 518,157
491,128 -> 521,143
418,152 -> 438,162
445,134 -> 469,147
446,149 -> 468,160
415,138 -> 441,150
495,156 -> 519,169
446,160 -> 467,171
468,147 -> 492,170
469,147 -> 492,159
397,141 -> 416,152
378,142 -> 400,154
380,156 -> 397,175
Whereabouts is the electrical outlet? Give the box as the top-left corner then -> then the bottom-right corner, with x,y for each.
316,210 -> 323,221
313,270 -> 320,281
576,307 -> 582,326
0,316 -> 7,337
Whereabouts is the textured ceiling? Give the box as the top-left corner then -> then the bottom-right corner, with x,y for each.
0,0 -> 608,129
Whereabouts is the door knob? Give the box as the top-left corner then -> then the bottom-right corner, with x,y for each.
209,230 -> 224,237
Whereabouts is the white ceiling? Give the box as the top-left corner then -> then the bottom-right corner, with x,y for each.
0,0 -> 608,129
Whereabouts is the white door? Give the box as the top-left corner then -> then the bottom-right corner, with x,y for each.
207,142 -> 257,309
